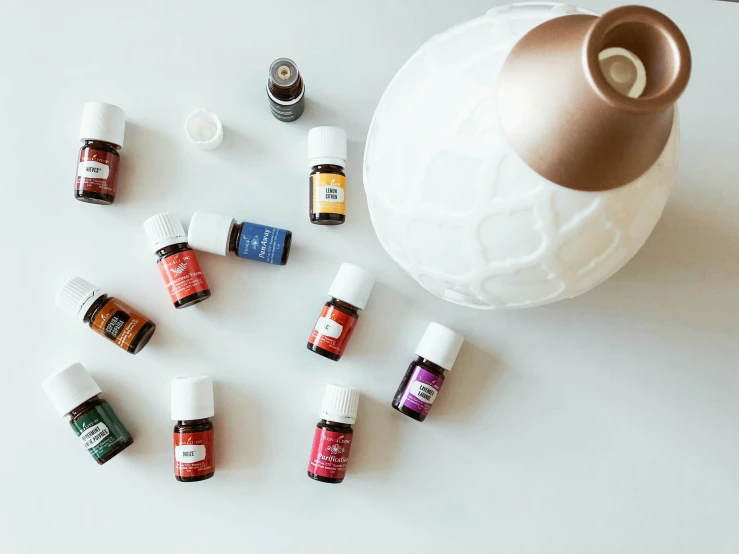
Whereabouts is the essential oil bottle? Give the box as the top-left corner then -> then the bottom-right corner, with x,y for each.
267,57 -> 305,122
143,213 -> 211,309
43,363 -> 133,465
307,263 -> 374,361
55,276 -> 156,354
309,126 -> 347,225
75,102 -> 125,205
392,323 -> 464,422
172,376 -> 215,482
188,212 -> 292,266
307,384 -> 359,484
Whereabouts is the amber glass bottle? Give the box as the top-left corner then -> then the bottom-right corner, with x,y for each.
267,58 -> 305,122
144,213 -> 211,309
75,102 -> 125,205
308,127 -> 347,225
172,377 -> 215,482
307,263 -> 375,362
43,363 -> 134,465
55,276 -> 156,354
307,384 -> 359,484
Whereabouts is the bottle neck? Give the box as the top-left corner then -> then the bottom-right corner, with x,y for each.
83,294 -> 110,324
227,222 -> 244,254
319,419 -> 353,431
177,418 -> 211,426
413,356 -> 448,376
68,395 -> 102,419
155,242 -> 189,261
311,163 -> 345,174
82,139 -> 120,152
328,297 -> 360,317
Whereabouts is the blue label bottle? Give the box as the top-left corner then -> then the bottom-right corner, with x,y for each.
188,212 -> 292,266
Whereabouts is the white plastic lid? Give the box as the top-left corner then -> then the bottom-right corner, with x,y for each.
415,322 -> 464,371
55,276 -> 105,322
320,384 -> 359,425
79,102 -> 126,147
308,126 -> 347,167
185,109 -> 223,151
187,212 -> 235,257
328,263 -> 375,310
143,213 -> 187,252
42,363 -> 102,416
171,376 -> 214,420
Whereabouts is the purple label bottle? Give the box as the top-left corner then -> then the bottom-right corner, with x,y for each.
392,322 -> 464,422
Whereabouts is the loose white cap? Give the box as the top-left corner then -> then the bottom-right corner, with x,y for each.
42,363 -> 102,416
79,102 -> 126,147
171,376 -> 214,420
328,263 -> 375,310
320,384 -> 359,425
185,109 -> 223,151
187,212 -> 235,257
143,213 -> 187,252
55,276 -> 105,322
308,126 -> 347,167
415,322 -> 464,371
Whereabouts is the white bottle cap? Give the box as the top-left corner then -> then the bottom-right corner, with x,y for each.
320,384 -> 359,425
171,376 -> 214,420
42,363 -> 102,416
79,102 -> 126,147
143,213 -> 188,252
55,276 -> 105,322
328,263 -> 375,310
308,126 -> 347,167
184,109 -> 223,151
187,212 -> 235,257
415,322 -> 464,371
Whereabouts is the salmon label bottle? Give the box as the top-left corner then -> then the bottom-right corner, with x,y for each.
174,430 -> 214,479
157,249 -> 210,303
308,305 -> 357,356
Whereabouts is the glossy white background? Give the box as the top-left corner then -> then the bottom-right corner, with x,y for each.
0,1 -> 737,553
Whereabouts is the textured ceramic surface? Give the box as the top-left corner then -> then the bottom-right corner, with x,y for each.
363,2 -> 679,309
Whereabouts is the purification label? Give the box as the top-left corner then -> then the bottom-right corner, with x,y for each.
308,428 -> 353,480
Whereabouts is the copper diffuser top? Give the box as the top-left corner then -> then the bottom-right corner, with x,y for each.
497,5 -> 692,192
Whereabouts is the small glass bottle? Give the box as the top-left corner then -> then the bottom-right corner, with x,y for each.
188,212 -> 293,266
307,384 -> 359,484
267,57 -> 305,122
143,213 -> 212,309
392,323 -> 464,422
309,126 -> 347,225
172,376 -> 215,483
55,276 -> 156,354
75,102 -> 125,205
307,263 -> 374,361
42,363 -> 133,465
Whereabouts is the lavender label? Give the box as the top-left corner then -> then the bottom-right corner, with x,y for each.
237,222 -> 288,265
400,366 -> 444,417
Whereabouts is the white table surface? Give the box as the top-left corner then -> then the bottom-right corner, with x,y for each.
1,1 -> 738,552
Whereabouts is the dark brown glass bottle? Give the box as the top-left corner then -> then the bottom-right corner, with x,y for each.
392,358 -> 446,422
310,164 -> 346,225
267,58 -> 305,122
75,140 -> 120,205
55,276 -> 156,355
69,396 -> 134,465
75,102 -> 125,205
307,298 -> 358,361
173,418 -> 215,482
155,243 -> 212,308
144,213 -> 212,309
307,420 -> 353,484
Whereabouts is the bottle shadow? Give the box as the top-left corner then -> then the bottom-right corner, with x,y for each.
213,379 -> 265,475
349,394 -> 404,476
431,341 -> 504,424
